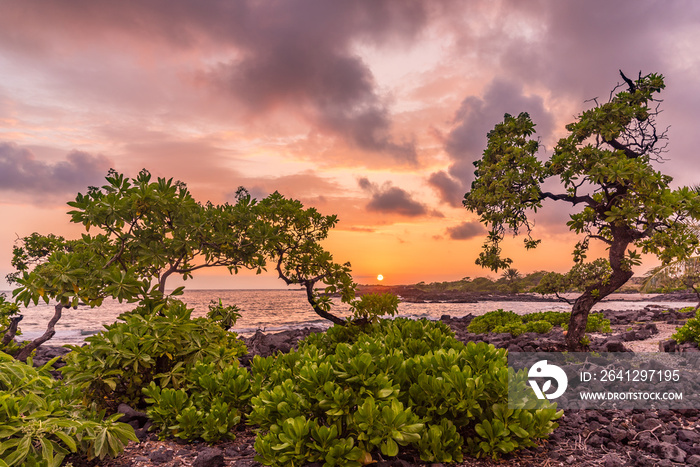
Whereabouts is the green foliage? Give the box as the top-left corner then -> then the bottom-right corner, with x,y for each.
463,71 -> 700,347
250,318 -> 561,464
206,298 -> 242,330
561,313 -> 612,333
0,351 -> 137,465
0,295 -> 23,354
520,311 -> 570,327
491,321 -> 526,337
467,310 -> 520,334
143,362 -> 250,443
9,170 -> 358,360
257,192 -> 357,323
672,309 -> 700,345
61,299 -> 247,410
413,271 -> 549,294
349,292 -> 399,323
522,320 -> 554,334
468,309 -> 608,336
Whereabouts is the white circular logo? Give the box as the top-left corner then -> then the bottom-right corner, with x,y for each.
528,360 -> 568,400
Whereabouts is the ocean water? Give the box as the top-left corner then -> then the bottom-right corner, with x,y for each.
3,289 -> 693,345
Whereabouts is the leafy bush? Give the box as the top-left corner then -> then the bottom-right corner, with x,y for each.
207,298 -> 242,330
467,309 -> 520,334
523,320 -> 553,335
250,318 -> 562,465
521,311 -> 569,327
143,361 -> 251,442
0,352 -> 137,465
492,321 -> 526,337
673,309 -> 700,344
470,309 -> 610,336
350,292 -> 399,323
61,299 -> 247,410
560,312 -> 612,333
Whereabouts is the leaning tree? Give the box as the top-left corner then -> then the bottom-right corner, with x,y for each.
464,71 -> 700,350
8,170 -> 271,360
7,169 -> 365,360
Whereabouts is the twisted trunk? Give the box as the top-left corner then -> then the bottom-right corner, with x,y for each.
16,303 -> 64,361
303,280 -> 345,326
1,315 -> 23,348
565,228 -> 634,350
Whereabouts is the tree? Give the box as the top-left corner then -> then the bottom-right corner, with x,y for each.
640,186 -> 700,309
7,169 -> 356,359
464,71 -> 700,350
256,192 -> 356,325
642,259 -> 700,309
500,268 -> 522,293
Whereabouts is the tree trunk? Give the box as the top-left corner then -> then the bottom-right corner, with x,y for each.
565,269 -> 632,350
304,281 -> 345,326
15,303 -> 64,361
1,315 -> 23,348
565,230 -> 634,350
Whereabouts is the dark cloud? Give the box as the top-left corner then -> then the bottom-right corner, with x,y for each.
497,1 -> 697,100
0,1 -> 425,164
429,79 -> 554,206
445,221 -> 485,240
358,177 -> 440,217
0,142 -> 111,196
428,171 -> 464,208
205,1 -> 424,163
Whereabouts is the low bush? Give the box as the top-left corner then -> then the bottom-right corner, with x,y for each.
250,318 -> 562,465
61,299 -> 248,410
560,312 -> 612,333
143,361 -> 251,443
0,352 -> 137,465
673,309 -> 700,345
520,311 -> 569,327
469,309 -> 610,336
467,309 -> 520,334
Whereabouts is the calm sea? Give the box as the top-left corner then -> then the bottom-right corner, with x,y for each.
3,289 -> 693,345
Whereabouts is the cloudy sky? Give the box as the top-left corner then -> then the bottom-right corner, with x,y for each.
1,0 -> 699,288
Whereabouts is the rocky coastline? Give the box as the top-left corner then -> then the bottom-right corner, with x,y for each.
356,285 -> 700,305
36,304 -> 700,466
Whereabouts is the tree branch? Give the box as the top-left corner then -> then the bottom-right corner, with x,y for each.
540,192 -> 596,206
619,70 -> 636,93
16,304 -> 64,361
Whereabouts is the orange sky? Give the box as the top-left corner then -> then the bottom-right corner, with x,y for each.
2,1 -> 700,289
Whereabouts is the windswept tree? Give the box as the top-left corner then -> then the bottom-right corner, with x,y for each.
7,169 -> 357,359
464,71 -> 700,350
256,192 -> 356,325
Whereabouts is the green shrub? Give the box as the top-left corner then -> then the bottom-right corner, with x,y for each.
61,299 -> 247,410
467,309 -> 520,334
523,320 -> 553,334
0,351 -> 137,465
673,309 -> 700,344
492,322 -> 526,337
521,311 -> 569,327
470,310 -> 610,336
250,318 -> 562,464
206,298 -> 242,330
143,361 -> 251,443
350,292 -> 399,323
560,312 -> 612,333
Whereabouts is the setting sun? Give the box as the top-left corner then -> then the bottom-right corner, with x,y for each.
377,274 -> 384,281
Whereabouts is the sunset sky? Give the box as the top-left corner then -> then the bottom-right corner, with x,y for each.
1,1 -> 700,289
